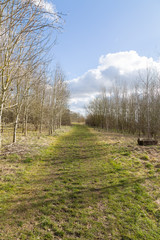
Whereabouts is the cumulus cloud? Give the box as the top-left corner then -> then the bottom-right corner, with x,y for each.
69,51 -> 160,114
98,51 -> 159,74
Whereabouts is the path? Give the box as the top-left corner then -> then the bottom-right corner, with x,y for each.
0,125 -> 160,239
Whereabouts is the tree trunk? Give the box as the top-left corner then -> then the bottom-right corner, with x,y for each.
49,119 -> 53,135
13,115 -> 19,143
59,114 -> 62,128
0,93 -> 5,148
24,113 -> 28,137
0,110 -> 2,148
39,109 -> 43,134
39,119 -> 42,134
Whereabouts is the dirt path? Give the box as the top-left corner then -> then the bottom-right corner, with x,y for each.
0,125 -> 160,239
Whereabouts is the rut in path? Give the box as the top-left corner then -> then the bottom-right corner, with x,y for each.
0,124 -> 160,240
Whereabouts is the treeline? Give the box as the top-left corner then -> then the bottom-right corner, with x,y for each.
86,67 -> 160,138
0,0 -> 69,147
4,66 -> 69,135
60,111 -> 85,126
70,111 -> 85,123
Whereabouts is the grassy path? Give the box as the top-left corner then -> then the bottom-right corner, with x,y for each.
0,125 -> 160,239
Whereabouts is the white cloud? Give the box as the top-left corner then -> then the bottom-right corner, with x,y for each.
31,0 -> 59,21
98,51 -> 159,74
32,0 -> 56,14
69,94 -> 98,115
69,51 -> 160,115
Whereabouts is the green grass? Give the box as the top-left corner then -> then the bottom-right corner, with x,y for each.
0,125 -> 160,239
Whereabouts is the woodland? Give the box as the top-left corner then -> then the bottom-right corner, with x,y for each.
86,67 -> 160,139
1,1 -> 160,240
0,0 -> 70,148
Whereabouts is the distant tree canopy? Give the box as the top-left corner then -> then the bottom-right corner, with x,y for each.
61,109 -> 71,126
86,67 -> 160,138
70,111 -> 85,123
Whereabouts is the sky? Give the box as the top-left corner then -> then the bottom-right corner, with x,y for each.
47,0 -> 160,115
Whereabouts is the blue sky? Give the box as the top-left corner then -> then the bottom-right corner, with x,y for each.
49,0 -> 160,114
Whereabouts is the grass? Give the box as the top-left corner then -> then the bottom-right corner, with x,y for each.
0,124 -> 160,239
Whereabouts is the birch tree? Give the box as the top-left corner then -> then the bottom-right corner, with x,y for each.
0,0 -> 62,147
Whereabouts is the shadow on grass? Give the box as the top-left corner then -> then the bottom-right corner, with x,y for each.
0,124 -> 159,239
2,166 -> 156,219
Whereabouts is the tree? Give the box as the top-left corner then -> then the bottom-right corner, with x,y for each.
86,66 -> 160,138
0,0 -> 62,147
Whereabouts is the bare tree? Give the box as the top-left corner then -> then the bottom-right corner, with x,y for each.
0,0 -> 62,147
86,66 -> 160,138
